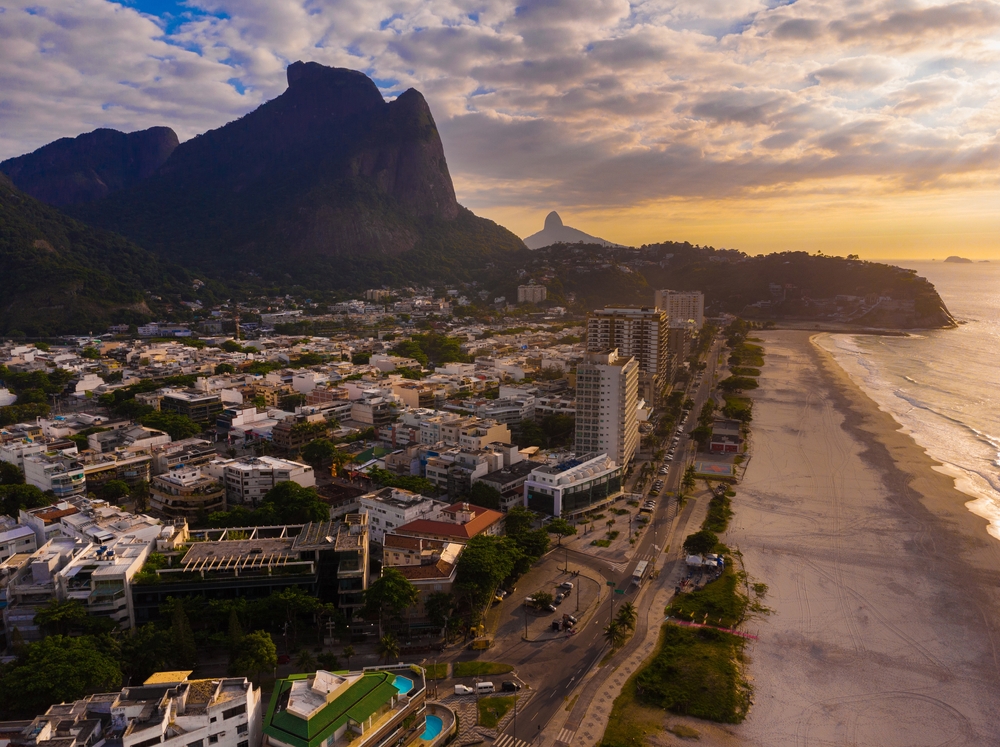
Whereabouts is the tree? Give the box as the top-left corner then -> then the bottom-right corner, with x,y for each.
317,652 -> 340,670
258,481 -> 329,524
0,482 -> 50,517
301,438 -> 341,469
342,645 -> 355,669
377,633 -> 400,663
532,592 -> 554,609
514,419 -> 545,448
604,621 -> 626,651
140,411 -> 203,440
364,568 -> 419,635
545,518 -> 577,545
468,481 -> 502,510
0,635 -> 121,718
682,466 -> 697,493
81,347 -> 101,360
683,530 -> 719,556
455,535 -> 519,613
0,461 -> 24,485
131,480 -> 151,512
215,363 -> 236,375
616,602 -> 637,632
504,506 -> 535,538
295,649 -> 317,672
100,479 -> 131,503
228,608 -> 244,655
34,599 -> 88,636
424,592 -> 456,634
119,623 -> 174,684
170,599 -> 197,668
231,630 -> 277,681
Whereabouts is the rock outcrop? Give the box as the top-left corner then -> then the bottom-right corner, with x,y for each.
523,211 -> 620,249
1,127 -> 178,206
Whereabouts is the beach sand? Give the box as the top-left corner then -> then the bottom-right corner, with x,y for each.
700,330 -> 1000,745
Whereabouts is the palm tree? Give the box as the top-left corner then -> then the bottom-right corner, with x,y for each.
342,645 -> 355,669
377,633 -> 400,663
616,602 -> 637,632
604,621 -> 626,651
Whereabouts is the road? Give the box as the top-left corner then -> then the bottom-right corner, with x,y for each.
494,337 -> 725,747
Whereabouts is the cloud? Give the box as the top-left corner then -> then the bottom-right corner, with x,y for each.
1,0 -> 999,237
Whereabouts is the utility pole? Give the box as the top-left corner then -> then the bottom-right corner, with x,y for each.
523,603 -> 528,640
576,580 -> 580,612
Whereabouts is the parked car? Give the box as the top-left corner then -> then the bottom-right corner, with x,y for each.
454,684 -> 475,695
551,620 -> 562,631
559,581 -> 574,590
546,604 -> 558,613
277,654 -> 291,665
501,681 -> 522,692
563,614 -> 578,624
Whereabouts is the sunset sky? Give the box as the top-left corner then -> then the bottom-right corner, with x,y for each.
2,0 -> 999,258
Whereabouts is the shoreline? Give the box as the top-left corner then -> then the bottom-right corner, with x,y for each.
699,329 -> 1000,745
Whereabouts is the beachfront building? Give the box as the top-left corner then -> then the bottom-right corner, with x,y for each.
262,667 -> 426,747
586,307 -> 669,401
654,289 -> 705,328
523,452 -> 624,518
7,671 -> 262,747
574,350 -> 639,470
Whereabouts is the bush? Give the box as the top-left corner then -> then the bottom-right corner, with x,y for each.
683,530 -> 718,556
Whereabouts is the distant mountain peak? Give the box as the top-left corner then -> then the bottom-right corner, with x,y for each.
524,210 -> 621,250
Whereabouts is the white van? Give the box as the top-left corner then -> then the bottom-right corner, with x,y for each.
476,681 -> 495,694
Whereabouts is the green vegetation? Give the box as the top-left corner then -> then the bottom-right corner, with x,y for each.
722,395 -> 753,424
392,332 -> 468,367
591,539 -> 611,547
682,530 -> 719,557
478,696 -> 517,728
514,414 -> 575,449
366,467 -> 435,496
729,366 -> 760,377
666,562 -> 747,629
728,343 -> 764,368
718,375 -> 758,392
363,568 -> 419,632
424,663 -> 448,680
453,661 -> 514,677
468,481 -> 503,510
203,481 -> 328,528
703,492 -> 734,534
0,482 -> 50,517
635,624 -> 750,723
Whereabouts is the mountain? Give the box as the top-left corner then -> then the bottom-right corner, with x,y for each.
944,256 -> 973,263
1,127 -> 178,206
64,61 -> 524,287
0,173 -> 188,336
523,211 -> 620,249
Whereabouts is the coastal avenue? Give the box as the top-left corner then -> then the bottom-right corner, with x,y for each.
492,336 -> 725,747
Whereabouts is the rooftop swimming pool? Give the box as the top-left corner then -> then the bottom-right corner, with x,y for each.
420,715 -> 443,740
393,675 -> 414,695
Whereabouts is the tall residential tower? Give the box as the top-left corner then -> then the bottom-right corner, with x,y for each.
574,349 -> 639,470
654,289 -> 705,328
586,306 -> 671,401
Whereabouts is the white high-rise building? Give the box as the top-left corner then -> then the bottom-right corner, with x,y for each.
587,306 -> 670,401
574,350 -> 639,470
654,289 -> 704,328
518,284 -> 547,303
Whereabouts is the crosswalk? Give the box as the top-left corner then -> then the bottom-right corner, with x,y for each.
555,728 -> 577,745
636,552 -> 658,563
607,561 -> 627,572
494,733 -> 530,747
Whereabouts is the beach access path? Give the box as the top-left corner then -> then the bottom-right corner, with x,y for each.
705,330 -> 1000,746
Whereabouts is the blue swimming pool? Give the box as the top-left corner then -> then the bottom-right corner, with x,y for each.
393,675 -> 414,695
421,715 -> 443,740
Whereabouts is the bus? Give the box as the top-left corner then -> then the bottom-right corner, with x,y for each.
632,560 -> 649,585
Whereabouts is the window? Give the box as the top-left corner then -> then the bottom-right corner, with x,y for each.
188,741 -> 203,747
223,705 -> 246,720
238,742 -> 249,747
210,718 -> 217,724
236,724 -> 248,736
208,737 -> 219,745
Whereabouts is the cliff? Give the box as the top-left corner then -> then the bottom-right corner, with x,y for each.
65,62 -> 521,284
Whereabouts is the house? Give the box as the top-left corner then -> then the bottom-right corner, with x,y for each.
394,502 -> 504,543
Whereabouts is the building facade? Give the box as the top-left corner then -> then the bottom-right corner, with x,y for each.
523,452 -> 624,518
517,284 -> 547,303
587,307 -> 669,401
654,289 -> 705,328
574,350 -> 639,470
209,457 -> 316,507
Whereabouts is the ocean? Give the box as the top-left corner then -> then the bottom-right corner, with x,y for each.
816,260 -> 1000,542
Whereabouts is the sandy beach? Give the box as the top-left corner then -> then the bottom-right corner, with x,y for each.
700,330 -> 1000,745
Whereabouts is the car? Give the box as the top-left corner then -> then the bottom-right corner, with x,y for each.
564,614 -> 578,624
658,467 -> 668,474
563,618 -> 575,628
497,589 -> 508,599
501,681 -> 522,692
559,581 -> 574,590
277,654 -> 291,665
552,620 -> 563,631
546,604 -> 558,613
554,592 -> 565,604
454,684 -> 475,695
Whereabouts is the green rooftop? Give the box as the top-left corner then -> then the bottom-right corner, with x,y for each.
263,671 -> 403,747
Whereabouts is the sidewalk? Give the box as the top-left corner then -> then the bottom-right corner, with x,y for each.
540,492 -> 712,747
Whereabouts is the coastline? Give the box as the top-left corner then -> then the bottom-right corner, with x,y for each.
692,329 -> 1000,746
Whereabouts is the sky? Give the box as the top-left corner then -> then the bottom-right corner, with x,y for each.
1,0 -> 999,258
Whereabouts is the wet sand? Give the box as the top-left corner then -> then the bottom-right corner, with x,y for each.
717,330 -> 1000,745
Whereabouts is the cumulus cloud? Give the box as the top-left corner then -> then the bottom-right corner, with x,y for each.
2,0 -> 999,227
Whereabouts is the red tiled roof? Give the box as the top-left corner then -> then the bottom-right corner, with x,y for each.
396,505 -> 504,541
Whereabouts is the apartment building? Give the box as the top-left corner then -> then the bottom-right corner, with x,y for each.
161,389 -> 224,425
8,672 -> 262,747
357,487 -> 442,545
574,350 -> 639,470
0,518 -> 36,563
150,466 -> 227,518
151,438 -> 217,475
586,307 -> 669,401
654,289 -> 705,328
517,284 -> 547,303
23,452 -> 86,499
209,456 -> 316,507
